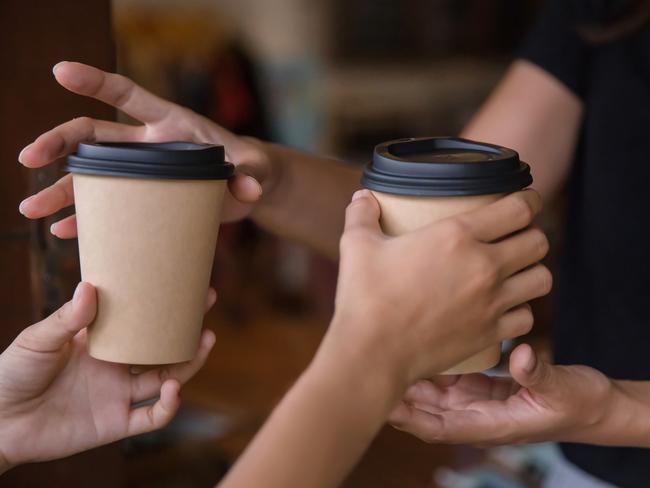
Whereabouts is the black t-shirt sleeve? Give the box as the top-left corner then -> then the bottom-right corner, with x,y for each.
518,0 -> 589,98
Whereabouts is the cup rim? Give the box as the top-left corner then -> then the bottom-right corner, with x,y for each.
65,142 -> 234,180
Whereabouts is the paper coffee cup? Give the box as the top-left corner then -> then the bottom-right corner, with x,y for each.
66,142 -> 234,364
361,137 -> 532,374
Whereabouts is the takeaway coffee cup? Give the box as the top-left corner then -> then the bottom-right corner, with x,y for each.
66,142 -> 234,364
361,137 -> 533,374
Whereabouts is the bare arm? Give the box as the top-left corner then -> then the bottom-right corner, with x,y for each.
249,60 -> 584,256
21,60 -> 582,258
462,59 -> 583,201
388,343 -> 650,449
218,190 -> 549,487
252,144 -> 361,259
217,341 -> 397,488
594,380 -> 650,447
18,62 -> 360,259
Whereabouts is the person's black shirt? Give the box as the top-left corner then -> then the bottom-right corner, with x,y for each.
519,1 -> 650,486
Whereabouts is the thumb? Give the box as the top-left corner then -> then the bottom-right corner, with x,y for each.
343,190 -> 382,235
227,173 -> 262,205
509,343 -> 558,395
16,282 -> 97,352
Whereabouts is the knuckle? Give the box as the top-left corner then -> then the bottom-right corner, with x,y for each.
473,254 -> 499,288
71,116 -> 96,138
53,179 -> 73,204
441,219 -> 469,249
113,75 -> 135,107
531,228 -> 550,258
14,326 -> 36,349
518,307 -> 535,335
73,116 -> 93,128
511,194 -> 535,224
499,308 -> 521,332
54,304 -> 68,324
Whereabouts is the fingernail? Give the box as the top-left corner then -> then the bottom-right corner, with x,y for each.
72,283 -> 83,309
52,61 -> 66,76
18,143 -> 33,163
18,196 -> 34,215
523,350 -> 537,373
206,330 -> 217,348
352,189 -> 370,201
247,175 -> 263,197
50,223 -> 57,235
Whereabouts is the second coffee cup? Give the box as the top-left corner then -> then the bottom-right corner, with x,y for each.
361,137 -> 533,374
66,142 -> 233,365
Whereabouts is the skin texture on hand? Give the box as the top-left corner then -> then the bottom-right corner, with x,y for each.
388,343 -> 618,447
218,189 -> 551,488
17,61 -> 268,238
0,283 -> 216,471
324,189 -> 552,387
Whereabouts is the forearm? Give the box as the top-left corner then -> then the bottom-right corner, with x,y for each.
461,60 -> 583,202
218,336 -> 401,488
252,142 -> 361,259
249,61 -> 584,253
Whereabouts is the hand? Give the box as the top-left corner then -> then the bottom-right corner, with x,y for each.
0,282 -> 216,472
18,61 -> 271,238
319,189 -> 552,390
388,343 -> 614,446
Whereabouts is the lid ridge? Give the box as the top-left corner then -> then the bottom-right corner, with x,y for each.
66,142 -> 233,180
362,137 -> 532,197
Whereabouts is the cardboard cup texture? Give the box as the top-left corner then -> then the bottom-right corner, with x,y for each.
371,190 -> 502,375
73,174 -> 225,364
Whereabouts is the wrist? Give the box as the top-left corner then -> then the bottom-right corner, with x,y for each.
314,314 -> 410,412
575,376 -> 619,443
565,376 -> 650,447
595,379 -> 650,447
306,352 -> 402,430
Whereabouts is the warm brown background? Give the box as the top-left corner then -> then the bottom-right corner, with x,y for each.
0,1 -> 551,487
0,1 -> 122,486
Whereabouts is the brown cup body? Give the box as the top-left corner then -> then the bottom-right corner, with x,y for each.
371,190 -> 503,374
73,174 -> 225,364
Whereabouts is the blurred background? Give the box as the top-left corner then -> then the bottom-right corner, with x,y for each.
1,0 -> 561,486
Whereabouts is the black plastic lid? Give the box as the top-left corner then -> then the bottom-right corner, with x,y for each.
65,142 -> 234,180
361,137 -> 532,196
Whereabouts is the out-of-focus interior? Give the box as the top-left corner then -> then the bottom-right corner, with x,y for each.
1,0 -> 561,486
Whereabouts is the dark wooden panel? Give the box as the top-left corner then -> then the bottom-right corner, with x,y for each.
0,1 -> 124,486
0,1 -> 115,334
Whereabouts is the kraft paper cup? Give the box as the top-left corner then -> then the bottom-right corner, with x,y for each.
362,137 -> 533,374
66,142 -> 233,364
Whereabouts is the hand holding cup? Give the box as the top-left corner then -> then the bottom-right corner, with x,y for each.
0,283 -> 216,473
18,61 -> 269,236
318,189 -> 551,390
